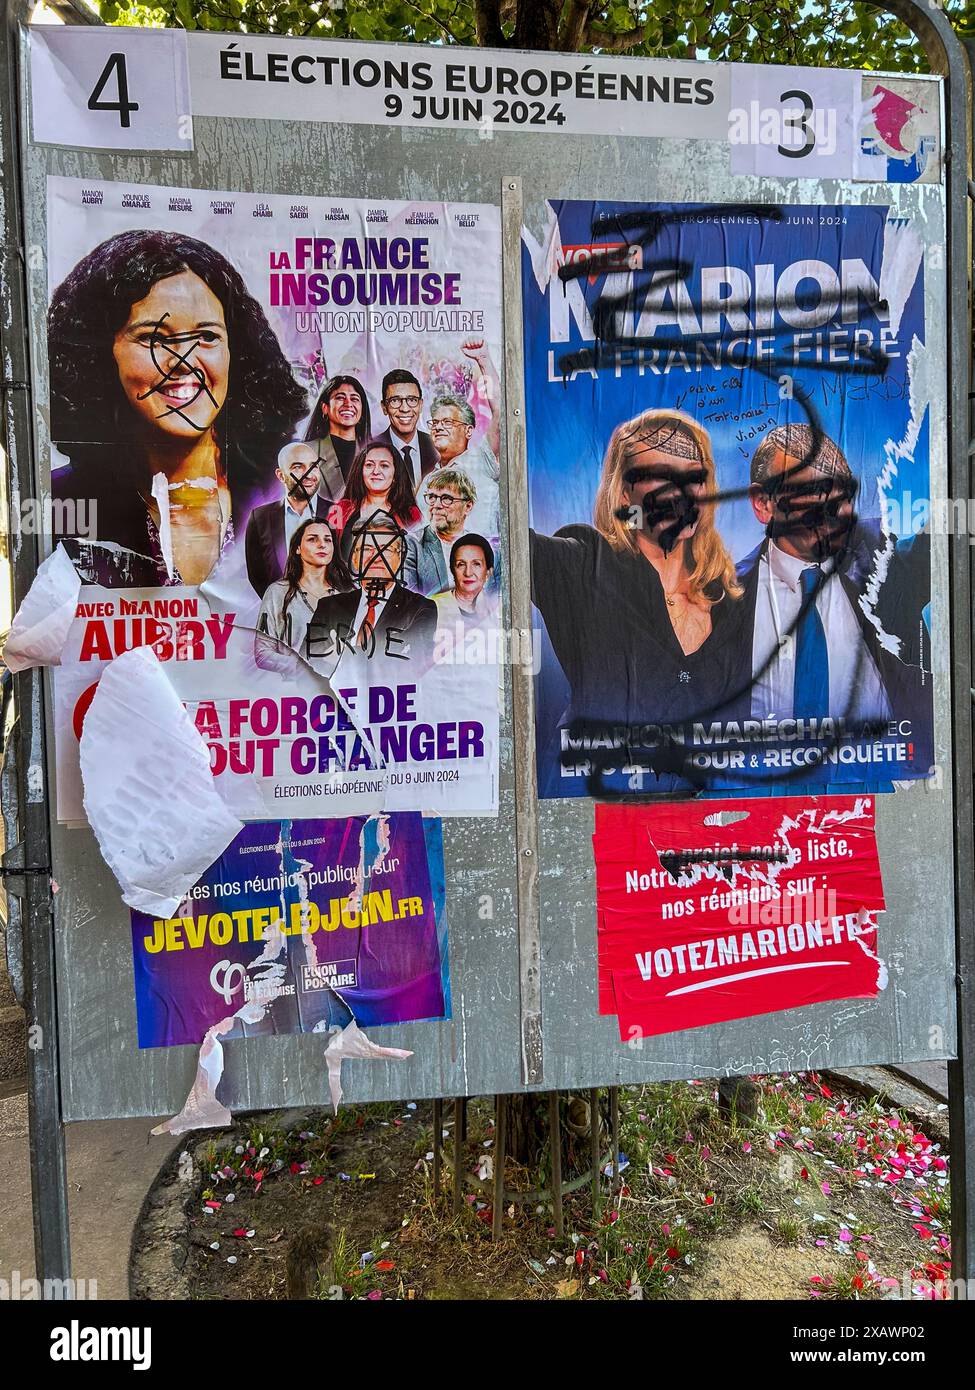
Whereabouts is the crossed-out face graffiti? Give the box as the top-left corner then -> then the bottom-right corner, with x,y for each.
348,512 -> 406,597
751,446 -> 858,565
112,269 -> 230,439
621,427 -> 708,554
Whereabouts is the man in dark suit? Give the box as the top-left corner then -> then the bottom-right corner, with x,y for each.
376,369 -> 439,490
737,423 -> 931,772
306,511 -> 437,674
244,442 -> 329,596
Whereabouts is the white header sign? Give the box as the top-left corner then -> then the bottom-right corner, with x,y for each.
26,25 -> 942,186
30,25 -> 192,152
186,32 -> 730,139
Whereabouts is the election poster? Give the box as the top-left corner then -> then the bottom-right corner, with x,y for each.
46,175 -> 503,822
131,812 -> 449,1049
593,797 -> 886,1040
522,200 -> 934,800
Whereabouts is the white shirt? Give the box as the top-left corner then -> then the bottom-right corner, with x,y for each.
440,436 -> 500,538
283,493 -> 321,550
750,540 -> 890,722
389,430 -> 422,488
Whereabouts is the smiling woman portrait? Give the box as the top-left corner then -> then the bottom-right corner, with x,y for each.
303,373 -> 374,504
48,229 -> 308,586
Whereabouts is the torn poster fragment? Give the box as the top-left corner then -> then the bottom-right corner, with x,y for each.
325,1020 -> 413,1114
593,797 -> 886,1040
1,543 -> 80,673
80,644 -> 242,917
151,1018 -> 235,1137
131,813 -> 449,1047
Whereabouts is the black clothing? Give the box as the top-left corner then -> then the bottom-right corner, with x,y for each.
306,584 -> 437,669
331,434 -> 356,481
530,524 -> 751,731
244,495 -> 326,597
375,426 -> 439,485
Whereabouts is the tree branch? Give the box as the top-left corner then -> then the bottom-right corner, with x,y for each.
401,0 -> 465,45
559,0 -> 592,53
585,21 -> 651,52
474,0 -> 507,46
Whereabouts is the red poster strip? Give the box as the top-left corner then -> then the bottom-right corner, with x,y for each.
593,797 -> 885,1040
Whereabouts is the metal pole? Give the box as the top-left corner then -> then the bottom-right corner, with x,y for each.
0,0 -> 71,1286
500,175 -> 543,1088
876,0 -> 975,1292
431,1097 -> 442,1199
547,1090 -> 563,1237
491,1094 -> 506,1241
589,1088 -> 600,1216
451,1097 -> 463,1215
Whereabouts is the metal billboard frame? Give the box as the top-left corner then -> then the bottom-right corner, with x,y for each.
0,0 -> 972,1291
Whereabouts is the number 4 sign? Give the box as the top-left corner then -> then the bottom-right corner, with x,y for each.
29,26 -> 192,152
728,66 -> 860,180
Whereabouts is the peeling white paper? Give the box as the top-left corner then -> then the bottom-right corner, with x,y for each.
151,1018 -> 236,1136
2,544 -> 80,673
79,644 -> 242,916
879,215 -> 924,340
150,472 -> 176,581
324,1020 -> 412,1113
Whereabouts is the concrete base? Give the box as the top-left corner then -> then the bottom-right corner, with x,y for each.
0,1089 -> 179,1300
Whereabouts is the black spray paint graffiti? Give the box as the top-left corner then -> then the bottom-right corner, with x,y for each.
551,203 -> 913,798
140,312 -> 219,427
658,845 -> 790,883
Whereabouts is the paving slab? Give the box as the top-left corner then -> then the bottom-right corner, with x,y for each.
0,1090 -> 179,1300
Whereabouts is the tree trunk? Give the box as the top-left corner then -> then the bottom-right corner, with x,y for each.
513,0 -> 563,51
500,1091 -> 602,1169
502,1092 -> 550,1165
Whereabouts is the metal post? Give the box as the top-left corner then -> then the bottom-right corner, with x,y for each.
491,1094 -> 507,1241
610,1088 -> 620,1191
878,0 -> 975,1292
501,176 -> 543,1088
451,1098 -> 464,1215
589,1087 -> 600,1216
547,1090 -> 563,1237
0,0 -> 73,1286
431,1097 -> 442,1199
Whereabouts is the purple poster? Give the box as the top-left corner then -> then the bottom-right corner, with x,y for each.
131,812 -> 449,1047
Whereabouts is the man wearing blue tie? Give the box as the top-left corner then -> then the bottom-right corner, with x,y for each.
736,423 -> 931,784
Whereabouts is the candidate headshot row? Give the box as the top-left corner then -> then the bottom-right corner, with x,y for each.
46,227 -> 501,592
244,394 -> 502,604
254,512 -> 497,674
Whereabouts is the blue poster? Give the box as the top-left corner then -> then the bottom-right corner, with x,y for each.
522,200 -> 934,800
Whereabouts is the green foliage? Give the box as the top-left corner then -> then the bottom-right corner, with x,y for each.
99,0 -> 972,74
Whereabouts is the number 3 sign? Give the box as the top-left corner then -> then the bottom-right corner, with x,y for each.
728,66 -> 861,179
30,26 -> 192,152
